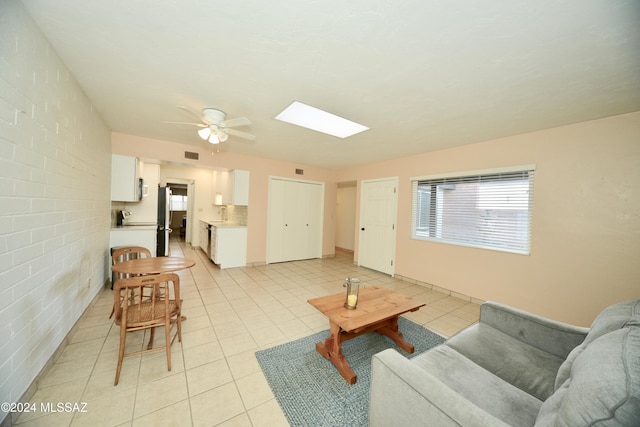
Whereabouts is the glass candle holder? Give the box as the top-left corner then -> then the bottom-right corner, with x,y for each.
344,277 -> 361,310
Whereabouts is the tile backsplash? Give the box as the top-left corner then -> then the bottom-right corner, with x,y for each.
111,203 -> 247,227
226,205 -> 248,226
111,202 -> 127,226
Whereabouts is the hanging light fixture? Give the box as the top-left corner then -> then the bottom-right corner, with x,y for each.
197,125 -> 223,144
198,126 -> 212,140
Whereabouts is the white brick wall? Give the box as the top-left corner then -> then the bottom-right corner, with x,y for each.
0,1 -> 112,418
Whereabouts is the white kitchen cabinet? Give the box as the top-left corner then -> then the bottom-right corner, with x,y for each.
213,169 -> 249,205
212,170 -> 228,205
111,154 -> 142,202
109,227 -> 157,257
199,220 -> 209,254
211,226 -> 247,269
228,170 -> 249,205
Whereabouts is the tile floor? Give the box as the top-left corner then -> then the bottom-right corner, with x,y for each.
13,238 -> 480,427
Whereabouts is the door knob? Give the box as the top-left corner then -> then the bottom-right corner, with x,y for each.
361,227 -> 365,231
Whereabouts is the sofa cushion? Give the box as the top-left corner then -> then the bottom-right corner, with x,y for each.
412,345 -> 543,426
446,323 -> 564,400
535,327 -> 640,427
370,348 -> 515,427
555,299 -> 640,389
480,301 -> 588,359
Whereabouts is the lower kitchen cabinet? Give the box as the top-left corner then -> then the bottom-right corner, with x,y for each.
211,226 -> 247,269
109,227 -> 157,266
199,220 -> 210,254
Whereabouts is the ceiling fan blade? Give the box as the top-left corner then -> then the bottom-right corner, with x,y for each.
164,121 -> 206,127
176,105 -> 205,122
220,117 -> 251,128
225,128 -> 256,141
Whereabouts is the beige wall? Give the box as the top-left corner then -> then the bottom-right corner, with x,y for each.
111,133 -> 337,264
336,184 -> 357,251
114,113 -> 639,326
337,112 -> 640,326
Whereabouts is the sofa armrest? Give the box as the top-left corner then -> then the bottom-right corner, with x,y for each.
480,301 -> 589,359
369,349 -> 511,427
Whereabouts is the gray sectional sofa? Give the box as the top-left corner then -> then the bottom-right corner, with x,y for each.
369,299 -> 640,426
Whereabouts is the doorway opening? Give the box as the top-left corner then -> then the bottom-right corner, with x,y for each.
166,180 -> 194,244
336,180 -> 357,262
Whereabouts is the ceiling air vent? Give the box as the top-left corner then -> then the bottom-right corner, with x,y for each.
185,151 -> 199,160
295,168 -> 304,175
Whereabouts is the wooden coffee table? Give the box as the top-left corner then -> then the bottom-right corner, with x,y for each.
307,286 -> 425,384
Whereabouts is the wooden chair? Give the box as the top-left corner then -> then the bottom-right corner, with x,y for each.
112,273 -> 182,385
110,246 -> 153,318
112,246 -> 152,279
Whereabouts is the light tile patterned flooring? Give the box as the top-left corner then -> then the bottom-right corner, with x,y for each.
13,238 -> 480,427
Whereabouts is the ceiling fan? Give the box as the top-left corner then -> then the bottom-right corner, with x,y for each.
166,105 -> 256,144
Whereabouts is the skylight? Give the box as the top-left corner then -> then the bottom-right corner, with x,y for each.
275,101 -> 369,138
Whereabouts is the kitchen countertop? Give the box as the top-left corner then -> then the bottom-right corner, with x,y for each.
201,219 -> 247,228
111,224 -> 157,231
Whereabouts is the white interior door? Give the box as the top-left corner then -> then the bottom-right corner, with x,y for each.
268,177 -> 324,263
305,182 -> 323,258
282,180 -> 305,261
358,177 -> 398,275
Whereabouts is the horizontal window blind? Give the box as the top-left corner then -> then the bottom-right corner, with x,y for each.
411,167 -> 535,254
170,194 -> 188,211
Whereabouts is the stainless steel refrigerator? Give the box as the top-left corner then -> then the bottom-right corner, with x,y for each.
157,186 -> 172,256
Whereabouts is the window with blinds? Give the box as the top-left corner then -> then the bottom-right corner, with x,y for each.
411,166 -> 535,254
170,194 -> 188,211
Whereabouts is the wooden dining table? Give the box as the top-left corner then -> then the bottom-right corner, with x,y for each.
111,256 -> 196,275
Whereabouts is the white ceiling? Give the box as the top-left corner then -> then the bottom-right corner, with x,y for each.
22,1 -> 640,169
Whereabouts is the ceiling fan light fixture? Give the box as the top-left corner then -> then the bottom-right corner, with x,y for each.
172,105 -> 255,143
198,127 -> 212,140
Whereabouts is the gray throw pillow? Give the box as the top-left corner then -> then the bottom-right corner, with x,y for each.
536,327 -> 640,426
555,299 -> 640,389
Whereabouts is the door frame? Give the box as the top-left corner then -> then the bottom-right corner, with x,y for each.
166,177 -> 195,245
358,177 -> 398,276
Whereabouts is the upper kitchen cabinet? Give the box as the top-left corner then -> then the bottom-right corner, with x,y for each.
111,154 -> 143,202
230,170 -> 250,205
213,169 -> 249,205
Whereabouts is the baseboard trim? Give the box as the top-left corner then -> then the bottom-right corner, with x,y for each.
335,246 -> 354,254
394,273 -> 484,305
2,279 -> 110,427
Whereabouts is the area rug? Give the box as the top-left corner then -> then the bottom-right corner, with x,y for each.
255,317 -> 445,427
